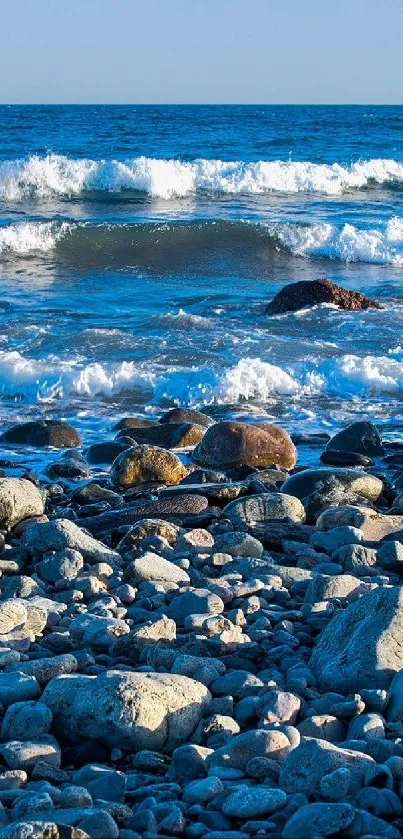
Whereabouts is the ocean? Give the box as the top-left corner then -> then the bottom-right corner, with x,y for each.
1,104 -> 403,463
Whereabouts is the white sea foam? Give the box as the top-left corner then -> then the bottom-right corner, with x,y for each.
0,351 -> 402,406
0,221 -> 69,254
1,154 -> 403,200
270,217 -> 403,266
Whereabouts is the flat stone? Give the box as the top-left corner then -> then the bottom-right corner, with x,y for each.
222,786 -> 287,818
123,552 -> 190,585
223,493 -> 305,527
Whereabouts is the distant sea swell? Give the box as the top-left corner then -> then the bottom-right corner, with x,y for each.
1,217 -> 403,267
1,154 -> 403,199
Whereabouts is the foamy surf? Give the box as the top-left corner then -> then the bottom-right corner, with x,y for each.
0,351 -> 402,406
1,154 -> 403,200
0,221 -> 70,254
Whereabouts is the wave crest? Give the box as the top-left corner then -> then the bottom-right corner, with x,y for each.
1,154 -> 403,199
1,217 -> 403,267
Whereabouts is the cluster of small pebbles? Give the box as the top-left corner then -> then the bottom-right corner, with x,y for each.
1,412 -> 403,838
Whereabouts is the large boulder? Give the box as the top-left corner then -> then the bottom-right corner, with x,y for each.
310,586 -> 403,692
22,519 -> 120,564
111,445 -> 187,489
266,279 -> 382,314
325,421 -> 385,457
42,671 -> 211,751
1,420 -> 80,448
192,422 -> 296,470
282,468 -> 383,503
0,478 -> 44,530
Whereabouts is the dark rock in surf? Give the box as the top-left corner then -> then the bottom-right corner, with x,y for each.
325,420 -> 385,458
160,407 -> 214,427
1,421 -> 81,449
266,279 -> 382,314
320,450 -> 373,467
116,422 -> 206,449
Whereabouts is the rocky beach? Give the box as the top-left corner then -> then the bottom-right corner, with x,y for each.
0,102 -> 403,839
0,407 -> 402,838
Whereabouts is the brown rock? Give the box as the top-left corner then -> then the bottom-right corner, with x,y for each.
266,279 -> 382,315
111,444 -> 187,489
193,421 -> 296,470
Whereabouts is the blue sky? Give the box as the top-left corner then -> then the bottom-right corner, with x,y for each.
1,0 -> 402,104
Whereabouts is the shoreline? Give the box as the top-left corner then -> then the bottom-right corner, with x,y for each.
0,412 -> 402,837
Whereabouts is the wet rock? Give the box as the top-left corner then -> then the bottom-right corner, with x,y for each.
42,670 -> 211,751
46,459 -> 91,482
1,420 -> 81,448
321,449 -> 373,466
116,422 -> 206,448
110,444 -> 187,489
193,421 -> 297,470
310,585 -> 403,692
0,478 -> 44,530
325,420 -> 385,458
266,278 -> 382,314
160,407 -> 214,427
85,441 -> 129,464
282,468 -> 383,503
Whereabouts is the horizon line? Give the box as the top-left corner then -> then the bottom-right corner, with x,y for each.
1,102 -> 403,107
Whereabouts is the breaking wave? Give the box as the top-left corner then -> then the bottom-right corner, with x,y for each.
1,217 -> 403,267
1,154 -> 403,200
1,351 -> 403,407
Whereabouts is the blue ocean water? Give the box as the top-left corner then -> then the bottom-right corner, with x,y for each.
0,104 -> 403,448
